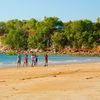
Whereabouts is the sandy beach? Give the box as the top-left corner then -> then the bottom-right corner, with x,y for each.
0,62 -> 100,100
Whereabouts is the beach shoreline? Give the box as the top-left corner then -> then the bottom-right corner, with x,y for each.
0,62 -> 100,100
0,53 -> 100,69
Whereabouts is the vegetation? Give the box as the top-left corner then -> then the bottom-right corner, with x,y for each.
0,17 -> 100,51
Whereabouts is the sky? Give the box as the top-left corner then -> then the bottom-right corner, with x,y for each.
0,0 -> 100,22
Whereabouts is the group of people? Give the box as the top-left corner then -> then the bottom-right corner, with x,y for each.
17,51 -> 48,67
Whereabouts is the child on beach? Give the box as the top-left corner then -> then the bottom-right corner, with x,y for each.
44,53 -> 48,66
35,54 -> 38,66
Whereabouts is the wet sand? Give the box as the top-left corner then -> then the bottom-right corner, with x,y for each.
0,62 -> 100,100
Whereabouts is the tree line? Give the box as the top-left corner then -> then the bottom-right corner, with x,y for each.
0,17 -> 100,51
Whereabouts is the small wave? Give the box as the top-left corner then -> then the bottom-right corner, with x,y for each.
48,58 -> 100,65
0,62 -> 16,68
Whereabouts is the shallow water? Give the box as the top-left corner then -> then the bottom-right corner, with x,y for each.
0,54 -> 100,68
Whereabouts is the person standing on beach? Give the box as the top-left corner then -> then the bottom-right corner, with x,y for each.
35,54 -> 38,66
44,53 -> 48,66
17,52 -> 21,67
31,52 -> 36,67
23,54 -> 28,67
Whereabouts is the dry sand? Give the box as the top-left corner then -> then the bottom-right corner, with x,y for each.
0,62 -> 100,100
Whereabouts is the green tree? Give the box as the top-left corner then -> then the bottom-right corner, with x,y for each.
51,32 -> 67,50
96,17 -> 100,23
5,28 -> 27,49
28,35 -> 37,49
0,22 -> 6,35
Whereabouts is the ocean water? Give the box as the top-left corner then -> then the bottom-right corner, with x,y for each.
0,54 -> 100,68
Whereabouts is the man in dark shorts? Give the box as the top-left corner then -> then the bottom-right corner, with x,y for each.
17,53 -> 21,67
